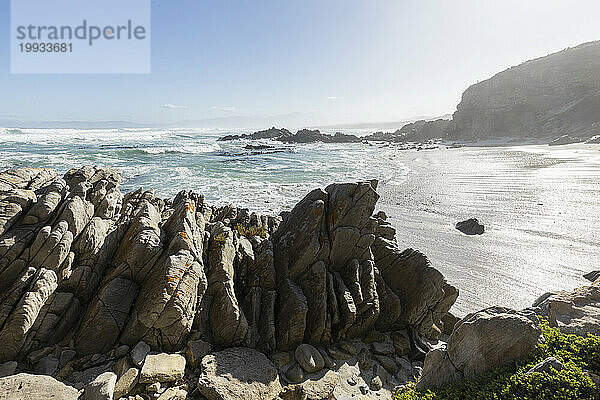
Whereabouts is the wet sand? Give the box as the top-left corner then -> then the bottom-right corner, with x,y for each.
378,143 -> 600,316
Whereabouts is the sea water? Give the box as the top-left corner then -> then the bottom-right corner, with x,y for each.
0,127 -> 409,213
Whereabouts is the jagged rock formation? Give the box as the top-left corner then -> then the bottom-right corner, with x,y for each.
217,127 -> 293,142
0,166 -> 456,399
218,128 -> 361,144
447,41 -> 600,141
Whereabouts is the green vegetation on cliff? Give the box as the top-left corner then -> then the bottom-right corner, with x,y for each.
396,320 -> 600,400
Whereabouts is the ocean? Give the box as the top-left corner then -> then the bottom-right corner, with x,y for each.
1,127 -> 598,315
0,127 -> 408,214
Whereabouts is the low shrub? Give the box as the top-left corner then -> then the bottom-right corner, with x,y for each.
394,319 -> 600,400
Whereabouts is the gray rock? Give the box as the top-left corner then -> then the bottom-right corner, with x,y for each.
294,344 -> 325,373
374,354 -> 397,375
390,331 -> 411,356
139,353 -> 185,384
0,373 -> 79,399
584,271 -> 600,282
285,363 -> 305,384
455,218 -> 484,235
418,306 -> 543,389
357,348 -> 372,370
157,387 -> 187,400
527,357 -> 563,374
114,367 -> 139,399
0,269 -> 58,362
0,361 -> 17,378
185,339 -> 212,369
34,355 -> 59,375
369,375 -> 382,391
270,351 -> 292,369
83,371 -> 117,400
327,347 -> 352,360
371,239 -> 458,340
198,347 -> 282,400
130,341 -> 150,368
59,349 -> 77,369
441,312 -> 459,336
371,340 -> 395,356
536,282 -> 600,336
146,382 -> 161,392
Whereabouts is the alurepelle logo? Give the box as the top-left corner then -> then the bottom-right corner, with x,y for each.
11,0 -> 151,74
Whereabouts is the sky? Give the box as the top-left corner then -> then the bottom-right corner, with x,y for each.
1,0 -> 599,128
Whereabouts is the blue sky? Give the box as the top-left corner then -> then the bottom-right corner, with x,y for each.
1,0 -> 599,128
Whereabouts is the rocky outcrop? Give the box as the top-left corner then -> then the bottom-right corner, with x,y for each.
218,128 -> 361,144
365,119 -> 450,143
417,306 -> 543,389
0,166 -> 459,399
278,129 -> 361,144
455,218 -> 485,235
217,127 -> 293,142
535,280 -> 600,336
448,41 -> 600,141
372,212 -> 458,340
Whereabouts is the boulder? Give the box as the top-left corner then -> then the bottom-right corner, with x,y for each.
113,367 -> 139,399
536,282 -> 600,336
294,344 -> 325,374
83,371 -> 117,400
418,306 -> 543,389
185,339 -> 213,368
0,361 -> 17,378
0,373 -> 79,399
157,387 -> 188,399
583,271 -> 600,282
197,347 -> 282,400
139,353 -> 186,384
455,218 -> 484,235
130,341 -> 150,368
34,355 -> 59,375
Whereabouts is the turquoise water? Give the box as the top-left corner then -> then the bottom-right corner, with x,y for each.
0,127 -> 409,213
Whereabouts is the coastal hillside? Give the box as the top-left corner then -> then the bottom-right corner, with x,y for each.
447,41 -> 600,140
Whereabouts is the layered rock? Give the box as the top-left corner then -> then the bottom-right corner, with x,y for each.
0,166 -> 459,399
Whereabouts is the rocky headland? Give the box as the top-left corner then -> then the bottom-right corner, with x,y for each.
0,166 -> 598,400
219,41 -> 600,147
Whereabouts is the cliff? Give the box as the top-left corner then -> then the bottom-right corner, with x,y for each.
447,41 -> 600,140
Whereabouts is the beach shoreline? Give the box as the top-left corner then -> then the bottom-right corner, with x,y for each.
378,143 -> 600,316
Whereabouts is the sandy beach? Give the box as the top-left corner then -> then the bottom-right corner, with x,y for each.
378,143 -> 600,316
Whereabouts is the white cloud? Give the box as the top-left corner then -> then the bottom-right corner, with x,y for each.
327,96 -> 344,100
162,104 -> 188,110
211,106 -> 236,112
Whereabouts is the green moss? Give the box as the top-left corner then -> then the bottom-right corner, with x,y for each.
395,320 -> 600,400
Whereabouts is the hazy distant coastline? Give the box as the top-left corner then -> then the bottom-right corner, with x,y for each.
218,40 -> 600,147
